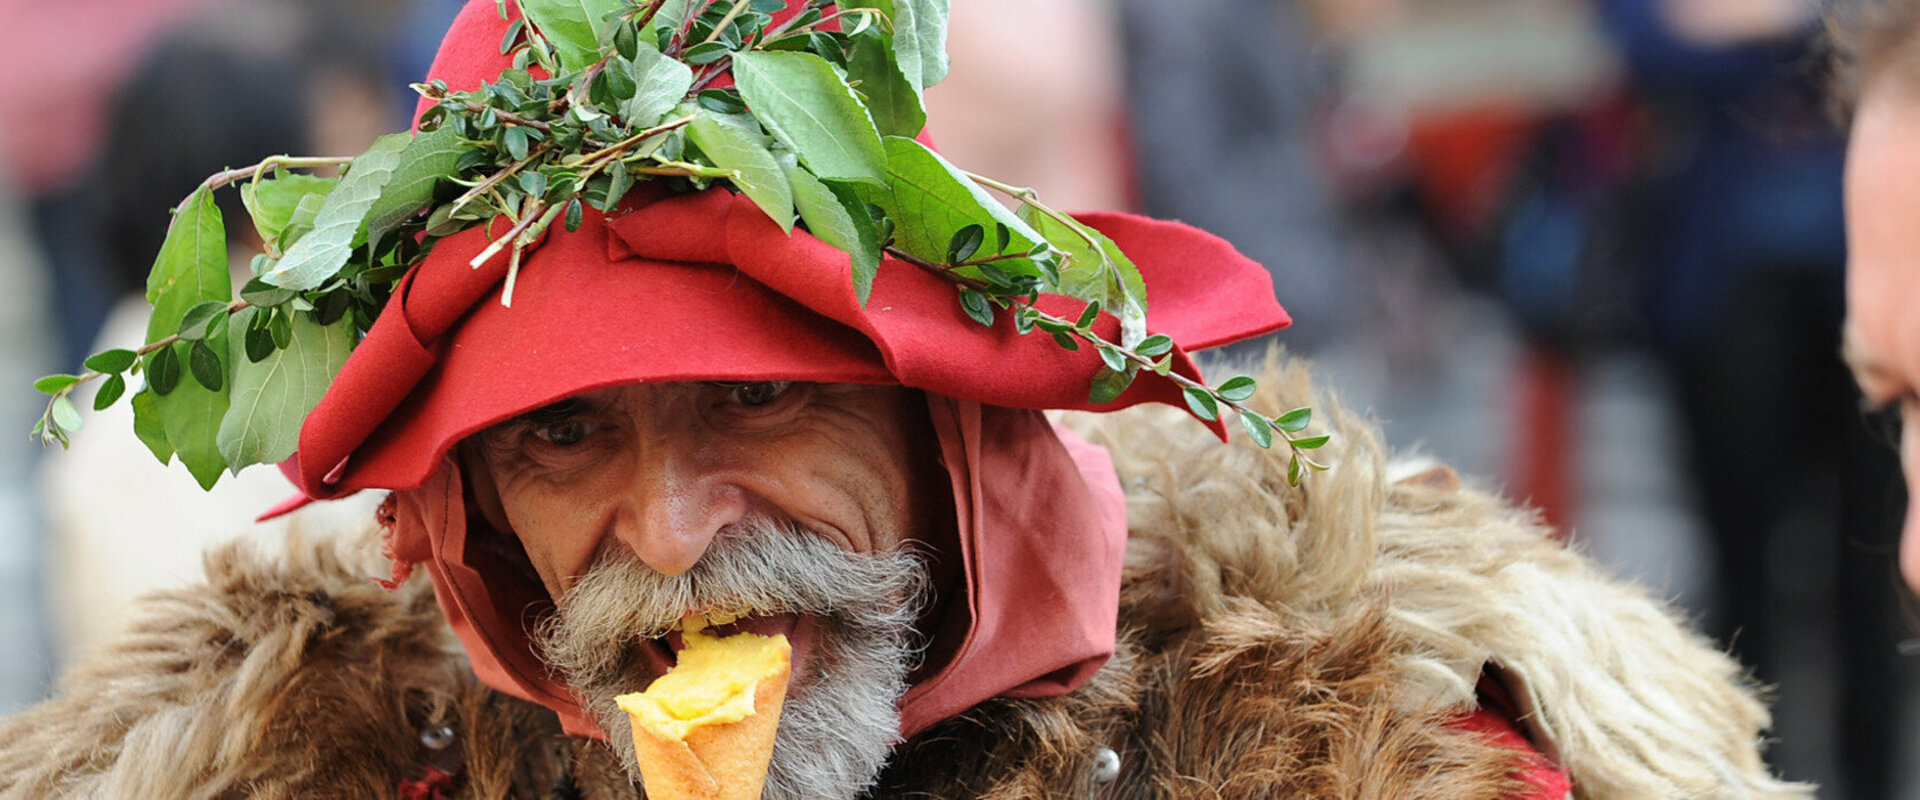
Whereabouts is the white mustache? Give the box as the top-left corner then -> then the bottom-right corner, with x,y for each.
536,515 -> 928,687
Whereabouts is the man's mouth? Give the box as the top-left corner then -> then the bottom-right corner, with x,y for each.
638,611 -> 818,686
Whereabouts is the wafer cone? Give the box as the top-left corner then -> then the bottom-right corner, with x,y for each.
617,627 -> 791,800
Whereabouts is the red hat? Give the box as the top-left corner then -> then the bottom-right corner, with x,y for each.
293,0 -> 1289,739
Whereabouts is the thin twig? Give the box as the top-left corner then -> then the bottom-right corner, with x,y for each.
889,244 -> 1322,455
202,157 -> 353,194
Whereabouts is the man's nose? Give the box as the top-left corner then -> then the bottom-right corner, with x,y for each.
611,433 -> 748,576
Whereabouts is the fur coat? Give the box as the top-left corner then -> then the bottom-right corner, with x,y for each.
0,360 -> 1808,799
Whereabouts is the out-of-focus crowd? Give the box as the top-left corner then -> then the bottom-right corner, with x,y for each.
0,0 -> 1911,795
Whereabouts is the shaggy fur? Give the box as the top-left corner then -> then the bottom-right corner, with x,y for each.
1065,356 -> 1811,799
0,357 -> 1806,798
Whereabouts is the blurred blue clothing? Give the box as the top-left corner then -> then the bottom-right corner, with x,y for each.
1598,0 -> 1845,348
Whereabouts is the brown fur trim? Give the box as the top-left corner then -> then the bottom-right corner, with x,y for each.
1066,352 -> 1810,798
878,600 -> 1527,800
0,530 -> 464,798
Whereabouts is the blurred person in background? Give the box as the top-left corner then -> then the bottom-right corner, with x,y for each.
1114,0 -> 1353,356
1598,1 -> 1912,794
35,0 -> 395,667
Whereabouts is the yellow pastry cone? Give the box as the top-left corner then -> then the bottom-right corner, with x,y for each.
616,620 -> 791,800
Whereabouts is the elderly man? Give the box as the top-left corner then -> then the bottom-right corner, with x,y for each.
1,1 -> 1809,797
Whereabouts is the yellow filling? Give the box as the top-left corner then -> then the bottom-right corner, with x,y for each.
615,618 -> 790,742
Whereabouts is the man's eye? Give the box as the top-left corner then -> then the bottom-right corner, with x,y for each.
727,381 -> 792,407
534,420 -> 594,447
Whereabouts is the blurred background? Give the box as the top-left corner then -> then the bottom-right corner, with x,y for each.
0,0 -> 1914,795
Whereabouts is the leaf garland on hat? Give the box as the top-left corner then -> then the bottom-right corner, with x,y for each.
29,0 -> 1328,489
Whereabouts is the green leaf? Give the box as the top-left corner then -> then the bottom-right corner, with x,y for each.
141,183 -> 231,485
845,27 -> 927,138
521,0 -> 625,73
94,374 -> 127,411
1218,375 -> 1258,402
683,41 -> 732,64
505,125 -> 531,161
1288,454 -> 1303,486
1276,407 -> 1312,433
50,397 -> 82,433
599,59 -> 638,99
1076,301 -> 1101,329
501,17 -> 528,54
280,192 -> 329,250
153,339 -> 230,489
363,125 -> 465,253
1017,205 -> 1148,348
146,187 -> 229,336
564,197 -> 584,231
687,112 -> 794,232
864,137 -> 1047,278
269,309 -> 294,348
33,374 -> 80,395
84,349 -> 138,375
177,300 -> 228,341
264,133 -> 412,291
217,308 -> 355,471
1096,344 -> 1126,372
1051,330 -> 1080,351
784,159 -> 883,304
844,0 -> 949,91
959,288 -> 994,326
946,223 -> 983,264
188,339 -> 224,391
240,173 -> 336,253
647,0 -> 693,40
245,322 -> 277,363
1089,365 -> 1136,404
1240,412 -> 1274,447
1294,435 -> 1331,450
240,276 -> 299,308
518,169 -> 548,197
697,89 -> 749,114
731,51 -> 887,185
1136,334 -> 1173,357
131,389 -> 173,465
147,345 -> 182,396
620,39 -> 695,128
1183,386 -> 1219,421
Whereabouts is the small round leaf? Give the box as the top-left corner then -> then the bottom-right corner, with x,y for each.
84,349 -> 138,375
188,340 -> 225,392
1217,375 -> 1258,402
50,396 -> 82,433
33,374 -> 81,395
1239,412 -> 1275,448
1182,387 -> 1220,422
148,345 -> 182,396
94,374 -> 127,411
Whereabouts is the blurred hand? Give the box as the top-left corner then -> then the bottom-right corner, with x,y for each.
1658,0 -> 1814,45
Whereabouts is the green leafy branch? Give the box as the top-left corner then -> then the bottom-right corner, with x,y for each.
30,0 -> 1323,488
883,235 -> 1329,485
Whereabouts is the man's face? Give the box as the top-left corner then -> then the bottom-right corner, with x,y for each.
1844,80 -> 1920,594
465,381 -> 943,795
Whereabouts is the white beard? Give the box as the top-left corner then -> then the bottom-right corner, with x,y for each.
532,518 -> 929,799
